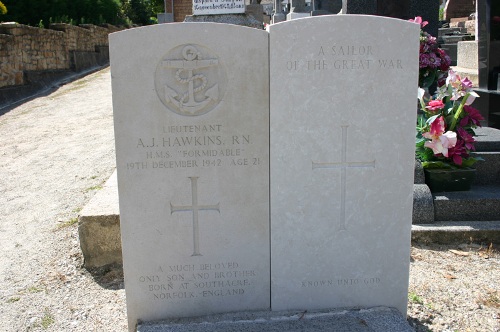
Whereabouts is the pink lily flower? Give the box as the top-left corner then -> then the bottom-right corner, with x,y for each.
410,16 -> 428,28
422,116 -> 457,157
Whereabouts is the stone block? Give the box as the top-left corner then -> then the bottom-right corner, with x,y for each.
414,159 -> 425,184
444,0 -> 475,21
78,170 -> 122,269
14,71 -> 24,85
412,184 -> 435,224
433,185 -> 500,221
472,151 -> 500,185
137,307 -> 413,332
456,40 -> 478,69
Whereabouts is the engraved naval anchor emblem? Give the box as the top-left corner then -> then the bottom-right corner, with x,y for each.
312,125 -> 376,231
170,177 -> 220,256
155,44 -> 226,116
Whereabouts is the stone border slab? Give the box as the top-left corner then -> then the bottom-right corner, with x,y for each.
137,307 -> 413,332
412,221 -> 500,244
78,169 -> 122,269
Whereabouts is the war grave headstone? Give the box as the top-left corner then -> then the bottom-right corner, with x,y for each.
110,23 -> 270,331
269,15 -> 419,315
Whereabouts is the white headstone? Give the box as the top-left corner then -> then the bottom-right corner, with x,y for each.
110,23 -> 270,331
269,16 -> 419,315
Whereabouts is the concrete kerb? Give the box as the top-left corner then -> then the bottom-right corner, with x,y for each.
412,221 -> 500,244
137,307 -> 413,332
78,169 -> 122,270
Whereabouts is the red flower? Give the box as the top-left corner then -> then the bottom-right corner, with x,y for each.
457,127 -> 476,151
447,140 -> 468,165
460,105 -> 484,127
426,99 -> 445,112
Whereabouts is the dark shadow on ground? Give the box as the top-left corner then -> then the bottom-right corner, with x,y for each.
407,316 -> 434,332
0,65 -> 108,116
85,263 -> 124,290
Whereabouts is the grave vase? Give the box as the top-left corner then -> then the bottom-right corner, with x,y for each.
424,168 -> 476,192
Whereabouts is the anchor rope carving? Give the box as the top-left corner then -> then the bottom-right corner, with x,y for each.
175,69 -> 207,104
160,45 -> 221,116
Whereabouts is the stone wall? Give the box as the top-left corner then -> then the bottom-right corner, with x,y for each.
0,22 -> 121,88
444,0 -> 476,21
174,0 -> 193,22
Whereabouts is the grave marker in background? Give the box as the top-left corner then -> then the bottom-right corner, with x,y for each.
192,0 -> 245,15
269,15 -> 419,315
110,23 -> 269,331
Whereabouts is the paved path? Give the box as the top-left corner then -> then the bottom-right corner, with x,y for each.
0,68 -> 127,331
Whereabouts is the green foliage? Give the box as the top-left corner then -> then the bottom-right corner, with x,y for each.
122,0 -> 151,25
57,217 -> 79,229
40,310 -> 55,329
408,292 -> 424,304
1,0 -> 128,26
148,0 -> 165,13
0,1 -> 7,15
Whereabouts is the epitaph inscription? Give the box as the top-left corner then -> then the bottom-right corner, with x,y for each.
155,44 -> 227,116
285,45 -> 404,72
170,177 -> 220,256
312,125 -> 375,231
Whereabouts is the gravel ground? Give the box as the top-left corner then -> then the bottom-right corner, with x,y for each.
0,68 -> 499,331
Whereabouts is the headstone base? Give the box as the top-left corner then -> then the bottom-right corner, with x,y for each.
311,10 -> 333,16
137,307 -> 413,332
246,4 -> 264,24
157,13 -> 173,23
272,13 -> 286,23
286,12 -> 310,20
184,14 -> 263,29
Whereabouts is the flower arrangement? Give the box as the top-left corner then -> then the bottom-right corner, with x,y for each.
410,17 -> 452,89
416,69 -> 484,169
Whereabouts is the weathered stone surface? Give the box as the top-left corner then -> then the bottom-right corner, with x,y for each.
78,170 -> 122,269
475,127 -> 500,152
343,0 -> 376,14
413,184 -> 435,224
110,23 -> 270,331
184,14 -> 263,28
269,16 -> 419,315
137,307 -> 413,332
412,221 -> 500,244
433,185 -> 500,221
414,159 -> 425,184
457,40 -> 478,69
444,0 -> 476,21
0,22 -> 120,88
